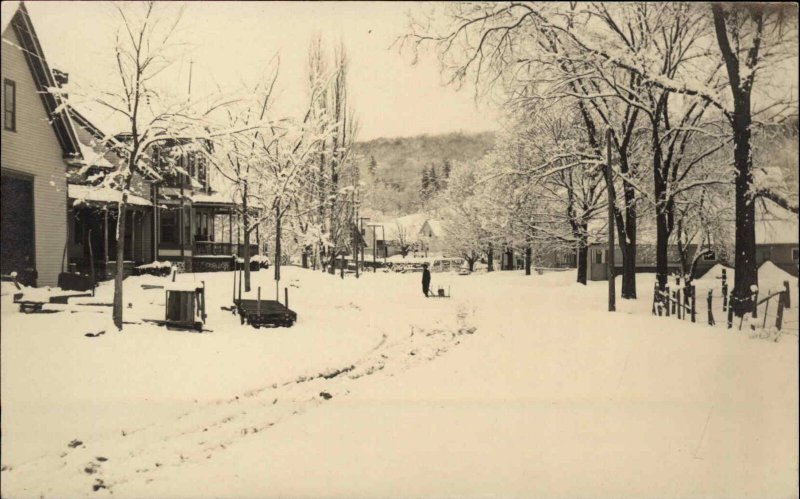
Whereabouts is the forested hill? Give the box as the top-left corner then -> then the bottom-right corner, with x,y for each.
354,131 -> 496,216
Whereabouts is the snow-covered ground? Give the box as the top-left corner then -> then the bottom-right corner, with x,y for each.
1,267 -> 797,498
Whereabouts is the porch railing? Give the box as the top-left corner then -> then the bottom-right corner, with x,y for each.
194,241 -> 259,257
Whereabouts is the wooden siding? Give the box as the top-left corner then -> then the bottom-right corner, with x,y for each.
1,27 -> 67,286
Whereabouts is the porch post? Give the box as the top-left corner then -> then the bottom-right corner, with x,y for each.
152,184 -> 159,262
256,222 -> 261,255
131,211 -> 136,263
229,211 -> 233,250
103,207 -> 109,265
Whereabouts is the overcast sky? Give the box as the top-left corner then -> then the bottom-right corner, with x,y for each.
23,1 -> 499,141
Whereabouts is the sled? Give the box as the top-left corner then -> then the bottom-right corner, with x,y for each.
426,286 -> 451,299
233,284 -> 296,328
235,298 -> 297,328
13,290 -> 93,313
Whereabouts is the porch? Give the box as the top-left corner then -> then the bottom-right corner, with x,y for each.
68,185 -> 153,280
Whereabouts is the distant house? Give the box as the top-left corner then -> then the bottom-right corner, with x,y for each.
418,219 -> 447,254
365,213 -> 428,259
586,202 -> 799,280
754,211 -> 799,276
1,2 -> 83,286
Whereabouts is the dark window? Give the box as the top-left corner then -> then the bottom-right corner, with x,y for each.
793,248 -> 798,262
594,249 -> 604,264
4,79 -> 16,131
160,209 -> 177,243
197,155 -> 207,189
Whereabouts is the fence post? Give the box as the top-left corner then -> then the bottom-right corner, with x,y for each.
690,285 -> 696,323
665,286 -> 671,317
783,280 -> 791,308
762,290 -> 771,330
775,293 -> 785,331
285,287 -> 289,309
652,282 -> 659,316
707,289 -> 714,326
257,287 -> 261,316
751,289 -> 759,319
727,293 -> 733,329
722,279 -> 728,312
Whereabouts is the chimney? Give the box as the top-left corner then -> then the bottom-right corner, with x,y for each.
53,68 -> 69,87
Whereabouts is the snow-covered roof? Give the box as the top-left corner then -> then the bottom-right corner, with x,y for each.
69,184 -> 152,207
755,219 -> 798,245
421,219 -> 446,238
380,213 -> 429,241
191,190 -> 236,205
77,141 -> 114,169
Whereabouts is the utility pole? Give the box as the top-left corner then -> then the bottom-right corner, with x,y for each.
360,217 -> 370,272
606,128 -> 616,312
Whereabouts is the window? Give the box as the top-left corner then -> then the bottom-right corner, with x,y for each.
594,249 -> 605,264
160,209 -> 177,243
793,248 -> 799,262
702,250 -> 716,261
197,155 -> 207,189
4,79 -> 16,131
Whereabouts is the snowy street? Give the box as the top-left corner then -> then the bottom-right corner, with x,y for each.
2,267 -> 797,498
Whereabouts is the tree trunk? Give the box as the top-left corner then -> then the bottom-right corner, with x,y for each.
525,245 -> 532,276
621,246 -> 637,298
619,184 -> 637,299
487,243 -> 494,272
274,206 -> 281,286
576,236 -> 588,285
731,110 -> 757,316
655,206 -> 669,292
468,258 -> 475,272
328,250 -> 336,275
243,184 -> 251,292
302,245 -> 310,269
712,4 -> 759,317
112,199 -> 128,330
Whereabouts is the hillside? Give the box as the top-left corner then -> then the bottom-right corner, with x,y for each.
354,131 -> 496,216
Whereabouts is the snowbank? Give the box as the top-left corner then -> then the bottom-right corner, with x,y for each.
1,268 -> 797,498
758,260 -> 797,285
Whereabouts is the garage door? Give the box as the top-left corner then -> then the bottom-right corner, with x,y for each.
1,173 -> 35,277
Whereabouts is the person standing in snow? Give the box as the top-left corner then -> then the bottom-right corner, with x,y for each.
422,263 -> 431,297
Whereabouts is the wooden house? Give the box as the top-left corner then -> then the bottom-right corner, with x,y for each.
65,118 -> 258,277
1,2 -> 83,286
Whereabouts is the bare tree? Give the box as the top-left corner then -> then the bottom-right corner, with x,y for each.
54,2 -> 259,329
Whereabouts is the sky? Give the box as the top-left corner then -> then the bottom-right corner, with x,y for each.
21,1 -> 500,141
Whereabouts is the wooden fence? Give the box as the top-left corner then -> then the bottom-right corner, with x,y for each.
652,269 -> 794,341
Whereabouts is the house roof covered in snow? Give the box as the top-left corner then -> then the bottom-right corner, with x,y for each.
2,2 -> 82,159
380,213 -> 429,241
69,184 -> 152,207
755,218 -> 799,245
420,219 -> 446,238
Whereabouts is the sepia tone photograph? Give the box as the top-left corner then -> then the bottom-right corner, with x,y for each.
0,1 -> 798,497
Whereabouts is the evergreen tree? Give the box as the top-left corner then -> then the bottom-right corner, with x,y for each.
368,155 -> 378,176
420,166 -> 430,196
429,165 -> 440,192
442,159 -> 451,179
